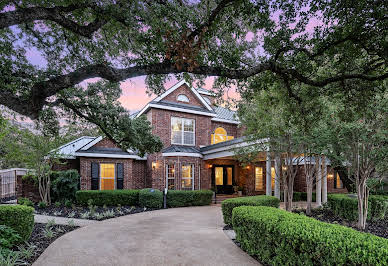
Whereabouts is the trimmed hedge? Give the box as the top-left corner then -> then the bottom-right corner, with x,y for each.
328,194 -> 388,221
221,195 -> 280,225
232,206 -> 388,265
139,188 -> 163,209
76,190 -> 139,206
0,205 -> 34,243
166,190 -> 213,207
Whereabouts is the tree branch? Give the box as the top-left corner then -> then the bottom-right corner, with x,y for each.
0,4 -> 107,38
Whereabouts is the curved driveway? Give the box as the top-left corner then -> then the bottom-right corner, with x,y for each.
34,206 -> 258,266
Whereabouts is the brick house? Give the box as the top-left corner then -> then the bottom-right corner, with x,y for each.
55,80 -> 347,200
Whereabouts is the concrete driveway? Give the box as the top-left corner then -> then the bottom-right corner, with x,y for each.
34,206 -> 259,266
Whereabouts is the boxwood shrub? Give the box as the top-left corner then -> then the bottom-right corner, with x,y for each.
293,192 -> 316,202
328,194 -> 388,221
139,188 -> 163,209
0,205 -> 34,243
76,190 -> 139,206
232,206 -> 388,265
166,190 -> 213,207
221,195 -> 280,225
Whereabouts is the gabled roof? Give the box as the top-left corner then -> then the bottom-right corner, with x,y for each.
212,106 -> 239,124
161,145 -> 203,158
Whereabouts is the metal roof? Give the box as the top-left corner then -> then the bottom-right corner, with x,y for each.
162,145 -> 201,153
80,147 -> 138,156
150,100 -> 216,114
200,137 -> 246,152
54,136 -> 96,159
213,106 -> 238,121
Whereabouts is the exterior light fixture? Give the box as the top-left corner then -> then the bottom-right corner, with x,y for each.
152,162 -> 157,170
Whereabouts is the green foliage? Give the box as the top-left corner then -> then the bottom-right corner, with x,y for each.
51,170 -> 80,202
328,194 -> 388,221
221,195 -> 280,225
0,225 -> 21,249
166,190 -> 213,208
76,190 -> 139,206
0,205 -> 34,243
292,192 -> 316,202
17,197 -> 34,207
233,206 -> 388,265
38,201 -> 47,208
64,199 -> 72,208
54,201 -> 61,208
139,188 -> 163,209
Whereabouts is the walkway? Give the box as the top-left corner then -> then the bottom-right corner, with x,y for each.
33,206 -> 259,266
34,214 -> 98,227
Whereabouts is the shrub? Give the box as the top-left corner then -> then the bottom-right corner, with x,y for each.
328,194 -> 388,221
51,170 -> 80,202
0,225 -> 21,249
17,197 -> 33,207
293,192 -> 316,201
64,199 -> 72,208
166,190 -> 213,207
139,188 -> 163,209
232,206 -> 388,265
76,190 -> 139,206
221,195 -> 280,225
0,205 -> 34,243
38,201 -> 47,208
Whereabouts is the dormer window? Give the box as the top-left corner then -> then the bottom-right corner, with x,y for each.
177,94 -> 189,103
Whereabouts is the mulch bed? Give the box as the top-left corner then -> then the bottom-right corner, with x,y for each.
33,205 -> 155,220
14,223 -> 79,265
294,208 -> 388,239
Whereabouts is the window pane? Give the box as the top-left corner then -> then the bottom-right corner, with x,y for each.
167,164 -> 175,190
271,167 -> 275,189
172,131 -> 182,144
171,117 -> 182,131
182,164 -> 193,190
181,179 -> 192,190
183,119 -> 194,132
183,132 -> 194,145
255,167 -> 263,191
168,179 -> 175,190
215,167 -> 223,185
182,165 -> 192,178
227,167 -> 233,185
100,164 -> 115,178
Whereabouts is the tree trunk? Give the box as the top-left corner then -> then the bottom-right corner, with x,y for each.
306,184 -> 313,215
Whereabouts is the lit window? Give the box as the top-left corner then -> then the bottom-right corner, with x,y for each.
211,127 -> 234,144
166,164 -> 175,190
177,94 -> 189,102
255,167 -> 263,191
182,164 -> 194,190
335,173 -> 343,189
171,117 -> 195,145
100,164 -> 115,190
271,167 -> 275,189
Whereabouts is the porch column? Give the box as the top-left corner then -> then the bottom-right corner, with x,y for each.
316,156 -> 322,206
274,153 -> 281,199
322,156 -> 328,204
266,151 -> 272,196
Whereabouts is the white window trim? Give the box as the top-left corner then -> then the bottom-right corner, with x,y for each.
99,163 -> 116,190
181,164 -> 194,190
171,117 -> 195,146
166,163 -> 176,190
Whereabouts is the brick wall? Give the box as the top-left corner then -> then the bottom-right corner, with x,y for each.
150,108 -> 213,148
79,157 -> 133,190
92,138 -> 118,148
52,159 -> 80,172
16,176 -> 41,202
163,84 -> 204,107
132,160 -> 147,189
211,121 -> 239,138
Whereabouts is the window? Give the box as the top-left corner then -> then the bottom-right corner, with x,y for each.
182,164 -> 194,190
271,167 -> 276,189
171,117 -> 195,145
215,167 -> 223,185
255,167 -> 263,191
177,94 -> 189,102
166,164 -> 175,190
211,127 -> 234,144
335,172 -> 343,189
100,163 -> 115,190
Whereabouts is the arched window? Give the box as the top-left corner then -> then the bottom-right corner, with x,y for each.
177,94 -> 189,103
211,127 -> 234,144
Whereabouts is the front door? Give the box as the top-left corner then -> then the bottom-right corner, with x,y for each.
213,165 -> 234,194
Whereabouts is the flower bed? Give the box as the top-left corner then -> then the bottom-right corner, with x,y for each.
1,223 -> 78,265
33,204 -> 155,221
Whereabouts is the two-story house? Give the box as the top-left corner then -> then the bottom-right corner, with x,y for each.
55,80 -> 347,199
